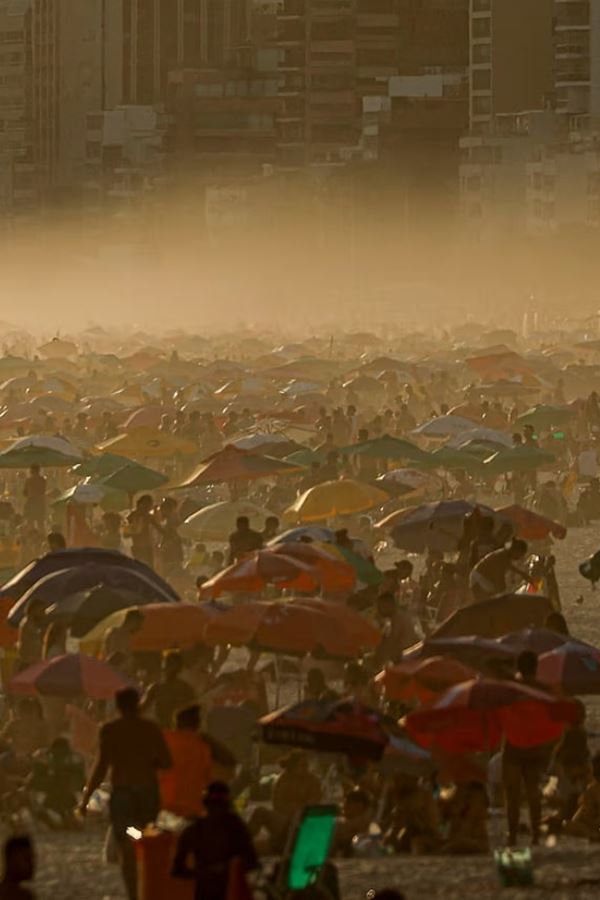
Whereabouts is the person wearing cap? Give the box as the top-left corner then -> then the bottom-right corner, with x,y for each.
172,781 -> 257,900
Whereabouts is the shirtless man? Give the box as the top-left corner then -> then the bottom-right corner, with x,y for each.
469,538 -> 530,602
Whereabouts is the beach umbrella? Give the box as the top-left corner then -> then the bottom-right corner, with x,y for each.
52,482 -> 106,506
180,500 -> 277,542
290,598 -> 380,652
81,602 -> 223,652
268,543 -> 357,593
97,428 -> 197,460
7,564 -> 178,627
270,526 -> 335,545
178,445 -> 302,489
406,678 -> 579,755
477,381 -> 541,399
495,505 -> 567,541
413,416 -> 478,438
484,445 -> 555,474
260,698 -> 391,759
378,500 -> 496,554
375,657 -> 477,706
339,435 -> 430,464
497,628 -> 582,656
536,642 -> 600,695
1,548 -> 179,617
516,405 -> 575,430
10,653 -> 131,700
100,462 -> 169,495
285,449 -> 325,468
430,593 -> 554,641
230,433 -> 299,458
447,427 -> 512,449
285,479 -> 389,523
403,635 -> 516,673
314,542 -> 383,587
200,550 -> 319,598
71,453 -> 135,477
37,337 -> 78,359
0,435 -> 85,469
121,405 -> 173,431
203,600 -> 369,659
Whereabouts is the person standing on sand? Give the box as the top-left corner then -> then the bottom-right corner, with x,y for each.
172,781 -> 257,900
0,836 -> 36,899
78,688 -> 172,900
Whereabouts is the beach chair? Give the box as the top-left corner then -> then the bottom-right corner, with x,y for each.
262,804 -> 339,900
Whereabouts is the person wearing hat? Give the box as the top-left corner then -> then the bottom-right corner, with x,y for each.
172,782 -> 257,900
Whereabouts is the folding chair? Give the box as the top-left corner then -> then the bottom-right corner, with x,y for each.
262,804 -> 339,900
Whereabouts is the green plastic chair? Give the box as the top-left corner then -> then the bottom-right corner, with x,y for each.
263,804 -> 339,899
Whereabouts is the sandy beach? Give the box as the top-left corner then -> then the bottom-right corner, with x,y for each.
26,522 -> 600,899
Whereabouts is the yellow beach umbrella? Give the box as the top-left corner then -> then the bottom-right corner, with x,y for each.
180,500 -> 276,542
285,479 -> 389,523
97,428 -> 197,460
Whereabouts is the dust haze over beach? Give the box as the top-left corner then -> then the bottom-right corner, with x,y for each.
2,200 -> 600,336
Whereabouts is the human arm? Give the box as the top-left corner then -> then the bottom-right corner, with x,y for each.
171,826 -> 196,880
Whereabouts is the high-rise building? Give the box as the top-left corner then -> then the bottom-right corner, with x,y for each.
0,0 -> 37,215
276,0 -> 359,170
469,0 -> 554,133
554,0 -> 600,127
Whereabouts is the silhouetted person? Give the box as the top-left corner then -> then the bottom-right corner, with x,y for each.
0,835 -> 35,899
227,516 -> 263,565
172,782 -> 257,900
79,688 -> 172,899
23,466 -> 46,530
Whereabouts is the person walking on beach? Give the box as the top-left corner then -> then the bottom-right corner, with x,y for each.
79,688 -> 172,899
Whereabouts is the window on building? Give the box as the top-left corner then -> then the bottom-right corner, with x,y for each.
472,68 -> 491,91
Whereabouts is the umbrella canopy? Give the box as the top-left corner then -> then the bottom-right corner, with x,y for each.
1,548 -> 179,616
200,550 -> 319,598
270,526 -> 335,545
98,429 -> 197,460
484,445 -> 556,474
497,628 -> 578,656
180,500 -> 276,542
375,657 -> 476,706
378,500 -> 496,554
447,427 -> 512,449
268,543 -> 357,593
430,593 -> 555,641
404,635 -> 516,674
413,415 -> 478,438
406,678 -> 579,755
516,405 -> 575,430
100,462 -> 169,494
203,599 -> 371,658
71,453 -> 134,478
286,479 -> 389,523
52,482 -> 106,506
495,505 -> 567,541
339,435 -> 430,464
537,642 -> 600,695
82,602 -> 223,652
7,564 -> 178,628
290,598 -> 380,652
10,653 -> 131,700
0,435 -> 84,469
285,449 -> 325,468
260,697 -> 391,759
179,445 -> 302,488
376,468 -> 441,492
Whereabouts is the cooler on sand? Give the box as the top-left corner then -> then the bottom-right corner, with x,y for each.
134,831 -> 194,900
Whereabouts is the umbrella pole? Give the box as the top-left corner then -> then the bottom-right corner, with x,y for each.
274,654 -> 281,708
